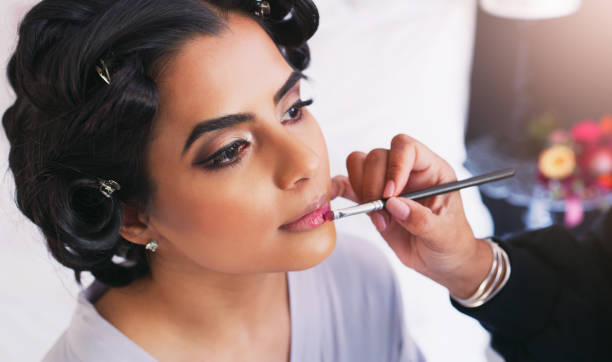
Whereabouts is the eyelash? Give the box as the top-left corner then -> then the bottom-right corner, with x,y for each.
199,98 -> 314,171
281,99 -> 313,125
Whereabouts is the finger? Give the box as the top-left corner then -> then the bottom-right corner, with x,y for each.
368,209 -> 392,233
346,151 -> 366,201
384,134 -> 456,195
383,134 -> 417,198
390,135 -> 439,173
330,175 -> 359,203
380,209 -> 392,229
384,197 -> 443,241
361,148 -> 388,202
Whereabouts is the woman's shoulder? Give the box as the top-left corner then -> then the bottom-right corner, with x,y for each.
42,282 -> 155,362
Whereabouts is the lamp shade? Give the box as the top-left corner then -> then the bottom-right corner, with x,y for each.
480,0 -> 581,20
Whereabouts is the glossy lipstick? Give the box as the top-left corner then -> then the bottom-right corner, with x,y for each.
280,196 -> 331,232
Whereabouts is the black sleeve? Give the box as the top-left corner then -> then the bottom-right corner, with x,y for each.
451,210 -> 612,362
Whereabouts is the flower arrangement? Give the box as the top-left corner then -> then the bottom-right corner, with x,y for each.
535,116 -> 612,227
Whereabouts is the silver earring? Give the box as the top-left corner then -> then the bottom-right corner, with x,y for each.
145,240 -> 158,252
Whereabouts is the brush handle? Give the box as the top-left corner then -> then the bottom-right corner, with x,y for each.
386,168 -> 516,206
330,168 -> 515,221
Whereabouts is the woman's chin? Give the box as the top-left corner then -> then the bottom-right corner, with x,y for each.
281,221 -> 337,271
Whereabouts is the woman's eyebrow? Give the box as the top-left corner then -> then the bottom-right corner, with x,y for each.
182,70 -> 306,157
274,71 -> 306,105
182,114 -> 253,156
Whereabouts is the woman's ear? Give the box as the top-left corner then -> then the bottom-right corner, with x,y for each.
119,203 -> 153,246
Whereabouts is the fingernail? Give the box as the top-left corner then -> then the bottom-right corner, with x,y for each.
386,197 -> 410,221
383,180 -> 395,198
372,213 -> 387,232
381,210 -> 391,228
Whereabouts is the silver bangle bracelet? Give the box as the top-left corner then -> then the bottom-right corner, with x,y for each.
452,239 -> 498,305
464,242 -> 504,308
452,239 -> 511,308
485,242 -> 511,302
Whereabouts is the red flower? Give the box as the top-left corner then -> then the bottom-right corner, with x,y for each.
601,115 -> 612,135
571,120 -> 603,143
598,174 -> 612,189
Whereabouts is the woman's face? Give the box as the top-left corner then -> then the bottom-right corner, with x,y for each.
138,13 -> 336,274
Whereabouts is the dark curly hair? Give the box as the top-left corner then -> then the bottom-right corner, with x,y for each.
2,0 -> 319,287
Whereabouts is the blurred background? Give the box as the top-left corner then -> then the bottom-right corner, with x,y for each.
466,0 -> 612,237
1,0 -> 610,361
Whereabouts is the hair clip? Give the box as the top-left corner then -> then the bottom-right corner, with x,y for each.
254,0 -> 271,18
95,59 -> 111,85
99,179 -> 121,198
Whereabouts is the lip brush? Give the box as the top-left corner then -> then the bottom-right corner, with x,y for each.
324,168 -> 516,222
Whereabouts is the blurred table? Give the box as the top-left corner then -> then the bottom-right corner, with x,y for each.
465,136 -> 612,236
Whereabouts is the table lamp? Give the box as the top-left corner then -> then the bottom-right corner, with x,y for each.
481,0 -> 581,20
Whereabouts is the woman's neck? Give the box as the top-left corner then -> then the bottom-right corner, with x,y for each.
94,265 -> 291,361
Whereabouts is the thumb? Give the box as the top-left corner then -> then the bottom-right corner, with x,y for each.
330,175 -> 359,202
385,197 -> 443,241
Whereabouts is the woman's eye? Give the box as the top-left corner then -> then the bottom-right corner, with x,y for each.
281,99 -> 313,124
198,140 -> 250,170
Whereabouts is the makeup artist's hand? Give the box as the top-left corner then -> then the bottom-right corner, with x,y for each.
330,134 -> 494,299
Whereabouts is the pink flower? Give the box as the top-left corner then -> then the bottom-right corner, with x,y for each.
564,198 -> 584,228
583,147 -> 612,176
549,129 -> 570,144
571,120 -> 603,143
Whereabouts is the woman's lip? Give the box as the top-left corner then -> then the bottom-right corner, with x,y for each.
280,195 -> 330,232
279,204 -> 331,232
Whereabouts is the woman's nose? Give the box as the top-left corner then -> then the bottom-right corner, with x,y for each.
270,128 -> 321,190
